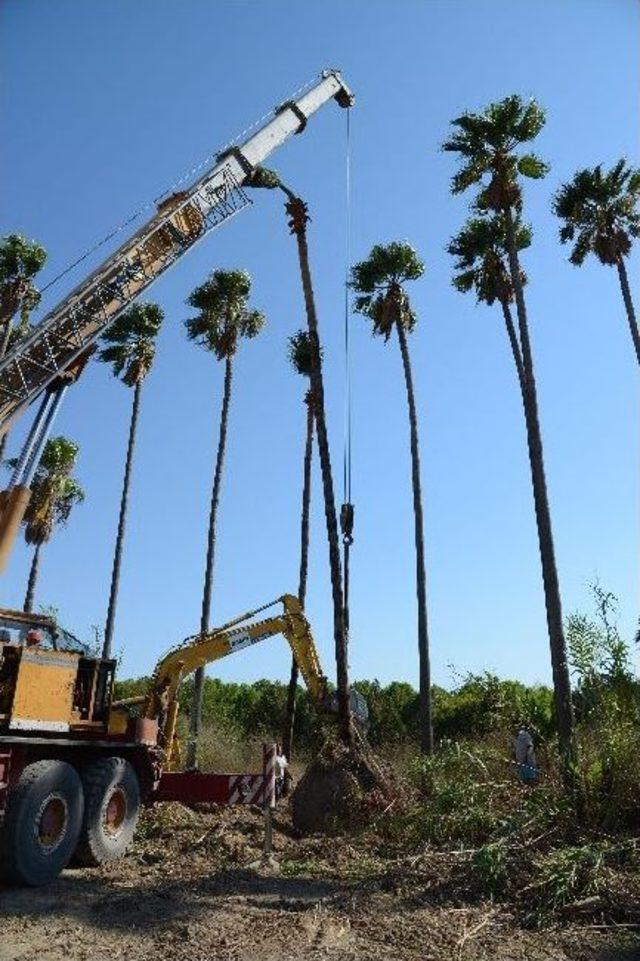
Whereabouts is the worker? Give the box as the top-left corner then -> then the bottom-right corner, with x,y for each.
24,629 -> 43,647
275,744 -> 291,797
513,725 -> 538,783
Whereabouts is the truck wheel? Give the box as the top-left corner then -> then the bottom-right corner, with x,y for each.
0,759 -> 84,886
75,757 -> 140,866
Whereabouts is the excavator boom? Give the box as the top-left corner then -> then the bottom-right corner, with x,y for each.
134,594 -> 367,767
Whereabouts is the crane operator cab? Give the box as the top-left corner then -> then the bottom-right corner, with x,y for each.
0,608 -> 115,736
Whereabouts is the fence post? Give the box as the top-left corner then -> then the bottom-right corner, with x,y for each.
262,742 -> 277,858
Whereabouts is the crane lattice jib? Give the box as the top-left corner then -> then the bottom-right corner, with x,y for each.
0,70 -> 353,437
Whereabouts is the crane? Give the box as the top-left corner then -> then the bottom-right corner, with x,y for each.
0,69 -> 353,571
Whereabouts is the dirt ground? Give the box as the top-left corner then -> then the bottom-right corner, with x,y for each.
1,803 -> 639,961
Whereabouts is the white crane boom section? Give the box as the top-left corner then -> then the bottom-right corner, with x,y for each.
0,70 -> 353,436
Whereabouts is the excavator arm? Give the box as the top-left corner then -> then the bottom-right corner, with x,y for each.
141,595 -> 337,764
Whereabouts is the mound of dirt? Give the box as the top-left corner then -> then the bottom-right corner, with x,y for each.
291,738 -> 394,834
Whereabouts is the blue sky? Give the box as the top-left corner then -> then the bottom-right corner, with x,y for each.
1,0 -> 638,689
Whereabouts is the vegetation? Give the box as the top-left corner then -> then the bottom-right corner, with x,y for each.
98,301 -> 164,658
444,95 -> 575,771
553,159 -> 640,365
11,436 -> 84,612
0,234 -> 47,461
350,241 -> 433,754
0,233 -> 46,336
184,269 -> 265,766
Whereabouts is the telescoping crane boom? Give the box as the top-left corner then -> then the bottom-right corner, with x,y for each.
0,69 -> 353,571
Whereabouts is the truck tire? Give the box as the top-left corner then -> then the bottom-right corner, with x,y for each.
0,759 -> 84,886
75,757 -> 140,866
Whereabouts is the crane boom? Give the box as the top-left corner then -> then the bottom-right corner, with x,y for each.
0,69 -> 353,437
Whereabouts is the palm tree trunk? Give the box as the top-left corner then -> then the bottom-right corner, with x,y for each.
503,207 -> 575,767
285,195 -> 352,745
395,319 -> 433,754
187,355 -> 234,768
283,393 -> 314,761
500,300 -> 525,390
616,257 -> 640,367
102,381 -> 142,659
23,543 -> 42,613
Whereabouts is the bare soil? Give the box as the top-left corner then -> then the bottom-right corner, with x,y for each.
1,802 -> 638,961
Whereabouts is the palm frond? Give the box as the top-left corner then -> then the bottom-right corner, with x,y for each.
553,159 -> 640,266
99,301 -> 163,385
185,269 -> 265,360
443,95 -> 547,205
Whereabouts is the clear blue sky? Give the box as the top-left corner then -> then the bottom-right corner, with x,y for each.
1,0 -> 638,689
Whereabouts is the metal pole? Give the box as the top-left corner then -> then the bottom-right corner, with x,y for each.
21,384 -> 69,488
8,392 -> 52,488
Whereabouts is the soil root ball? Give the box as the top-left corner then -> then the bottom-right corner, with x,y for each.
291,739 -> 395,834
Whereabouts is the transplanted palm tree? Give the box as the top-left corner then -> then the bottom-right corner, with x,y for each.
552,160 -> 640,366
98,301 -> 164,658
350,241 -> 433,754
0,234 -> 47,461
185,269 -> 265,766
17,436 -> 84,613
248,166 -> 352,745
283,330 -> 317,761
443,95 -> 575,768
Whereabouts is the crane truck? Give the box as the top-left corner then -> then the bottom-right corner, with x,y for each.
0,70 -> 362,886
0,595 -> 367,886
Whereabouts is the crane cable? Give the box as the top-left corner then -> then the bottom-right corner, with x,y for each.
340,106 -> 354,637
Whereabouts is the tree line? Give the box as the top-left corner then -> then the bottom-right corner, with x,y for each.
2,94 -> 638,778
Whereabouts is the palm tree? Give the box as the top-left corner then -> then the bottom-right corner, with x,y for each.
0,235 -> 47,462
448,215 -> 531,391
98,302 -> 164,658
283,330 -> 318,761
0,233 -> 46,343
185,269 -> 265,766
443,96 -> 575,767
248,167 -> 352,745
350,242 -> 433,754
16,436 -> 84,613
552,160 -> 640,366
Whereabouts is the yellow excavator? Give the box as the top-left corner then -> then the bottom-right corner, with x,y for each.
0,594 -> 366,886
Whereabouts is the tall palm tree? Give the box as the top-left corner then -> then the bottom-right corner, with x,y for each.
16,436 -> 84,613
350,242 -> 433,754
98,302 -> 164,658
552,160 -> 640,366
185,269 -> 265,766
283,330 -> 318,761
443,96 -> 575,767
248,167 -> 352,745
0,234 -> 47,461
447,214 -> 531,391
